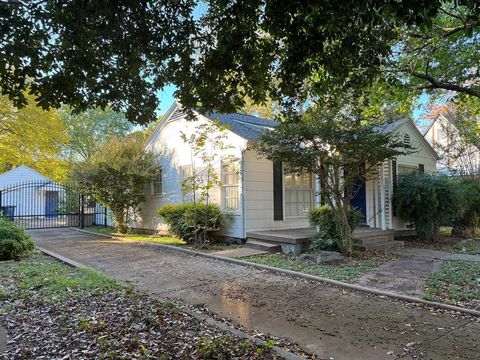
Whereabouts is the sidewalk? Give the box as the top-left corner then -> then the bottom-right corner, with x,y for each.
397,248 -> 480,262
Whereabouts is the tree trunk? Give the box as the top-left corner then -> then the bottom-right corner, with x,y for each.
113,211 -> 128,234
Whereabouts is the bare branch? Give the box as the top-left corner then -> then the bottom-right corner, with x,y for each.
402,69 -> 480,98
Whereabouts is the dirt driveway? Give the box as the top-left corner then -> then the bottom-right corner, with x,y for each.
30,228 -> 479,360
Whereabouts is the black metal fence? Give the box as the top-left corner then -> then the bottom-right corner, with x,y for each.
0,180 -> 109,230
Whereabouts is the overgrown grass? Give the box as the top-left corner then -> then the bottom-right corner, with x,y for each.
451,239 -> 480,255
85,226 -> 187,246
0,252 -> 121,302
244,253 -> 386,283
424,260 -> 480,310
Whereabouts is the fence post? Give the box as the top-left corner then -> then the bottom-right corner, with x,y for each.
0,190 -> 2,216
104,206 -> 108,227
80,195 -> 85,229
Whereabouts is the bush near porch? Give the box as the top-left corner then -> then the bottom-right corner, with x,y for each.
394,173 -> 480,242
308,205 -> 362,252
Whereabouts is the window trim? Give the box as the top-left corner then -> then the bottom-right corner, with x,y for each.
221,158 -> 240,213
283,170 -> 314,219
179,164 -> 193,202
151,169 -> 163,197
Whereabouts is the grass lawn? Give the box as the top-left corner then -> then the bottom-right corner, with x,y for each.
85,225 -> 187,246
85,225 -> 243,253
450,239 -> 480,255
0,253 -> 280,358
424,260 -> 480,310
244,253 -> 387,283
405,227 -> 480,255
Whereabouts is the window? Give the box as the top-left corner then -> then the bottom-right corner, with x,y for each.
284,171 -> 313,217
397,165 -> 417,176
180,165 -> 193,201
152,169 -> 162,196
403,133 -> 411,146
221,159 -> 240,211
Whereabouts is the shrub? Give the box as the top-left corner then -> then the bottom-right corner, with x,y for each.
156,203 -> 224,245
0,218 -> 35,260
393,173 -> 463,241
308,205 -> 362,252
452,178 -> 480,238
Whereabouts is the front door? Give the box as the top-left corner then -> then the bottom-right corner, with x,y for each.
45,191 -> 59,218
350,179 -> 367,224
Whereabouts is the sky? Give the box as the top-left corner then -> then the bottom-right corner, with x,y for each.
156,85 -> 176,116
154,2 -> 207,116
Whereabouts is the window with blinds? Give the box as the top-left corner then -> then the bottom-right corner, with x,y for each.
221,159 -> 240,211
284,171 -> 313,217
152,169 -> 162,196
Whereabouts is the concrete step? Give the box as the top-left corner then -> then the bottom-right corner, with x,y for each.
355,234 -> 395,242
246,239 -> 282,253
356,235 -> 394,244
354,229 -> 396,236
356,240 -> 404,251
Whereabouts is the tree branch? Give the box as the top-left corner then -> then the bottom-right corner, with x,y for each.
402,69 -> 480,98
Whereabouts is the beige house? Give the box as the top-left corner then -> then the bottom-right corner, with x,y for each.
422,114 -> 480,176
133,103 -> 438,248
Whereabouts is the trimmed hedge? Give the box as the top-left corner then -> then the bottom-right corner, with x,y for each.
0,218 -> 35,260
157,203 -> 224,244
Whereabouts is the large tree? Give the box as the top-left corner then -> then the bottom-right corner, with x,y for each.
2,1 -> 476,122
0,94 -> 68,181
254,102 -> 411,254
61,107 -> 133,161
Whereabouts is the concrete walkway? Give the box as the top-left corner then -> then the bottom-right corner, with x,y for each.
355,258 -> 444,297
29,228 -> 479,360
398,248 -> 480,262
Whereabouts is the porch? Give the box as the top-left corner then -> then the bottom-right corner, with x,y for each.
245,227 -> 404,254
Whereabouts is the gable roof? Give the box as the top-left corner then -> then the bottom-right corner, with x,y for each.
376,118 -> 439,160
146,102 -> 277,149
148,102 -> 438,160
0,165 -> 52,181
205,112 -> 277,140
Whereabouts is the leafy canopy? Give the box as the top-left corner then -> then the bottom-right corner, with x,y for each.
0,94 -> 68,181
2,1 -> 477,122
61,107 -> 133,161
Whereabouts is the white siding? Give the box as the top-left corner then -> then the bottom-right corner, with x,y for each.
0,166 -> 55,218
0,165 -> 51,189
133,107 -> 247,239
243,149 -> 311,232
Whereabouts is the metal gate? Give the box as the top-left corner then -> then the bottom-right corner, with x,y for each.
0,180 -> 108,230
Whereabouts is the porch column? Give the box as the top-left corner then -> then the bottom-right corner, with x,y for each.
379,163 -> 386,230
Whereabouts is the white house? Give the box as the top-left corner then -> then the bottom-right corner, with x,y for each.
422,114 -> 480,176
133,102 -> 438,250
0,165 -> 62,219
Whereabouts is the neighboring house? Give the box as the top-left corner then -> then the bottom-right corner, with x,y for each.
0,165 -> 62,219
422,114 -> 480,175
133,102 -> 438,243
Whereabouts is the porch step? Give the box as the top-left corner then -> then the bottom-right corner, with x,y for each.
246,228 -> 315,245
355,240 -> 405,251
354,228 -> 404,251
245,239 -> 282,253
